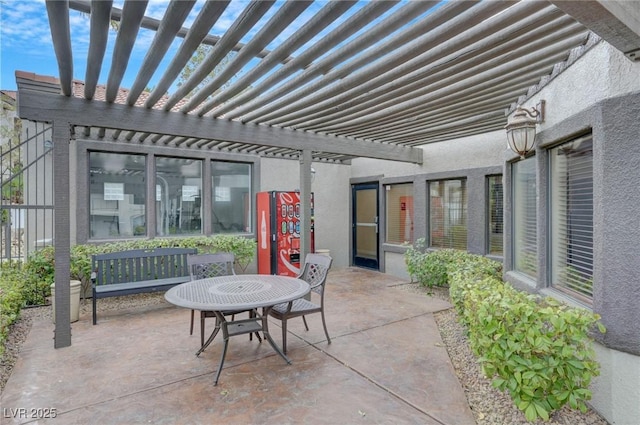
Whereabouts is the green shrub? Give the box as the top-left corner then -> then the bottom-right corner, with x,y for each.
23,246 -> 56,305
0,261 -> 28,355
404,239 -> 501,288
404,238 -> 450,287
446,256 -> 605,422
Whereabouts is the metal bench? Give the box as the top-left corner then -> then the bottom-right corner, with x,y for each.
91,247 -> 197,324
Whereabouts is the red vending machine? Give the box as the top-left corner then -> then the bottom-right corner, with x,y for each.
257,191 -> 314,276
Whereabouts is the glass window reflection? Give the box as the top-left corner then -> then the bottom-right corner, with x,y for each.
89,152 -> 146,238
156,157 -> 202,236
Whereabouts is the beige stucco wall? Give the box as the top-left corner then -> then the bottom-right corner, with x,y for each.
351,130 -> 505,179
259,157 -> 351,269
524,41 -> 640,130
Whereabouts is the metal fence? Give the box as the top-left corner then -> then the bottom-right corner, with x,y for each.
1,119 -> 54,261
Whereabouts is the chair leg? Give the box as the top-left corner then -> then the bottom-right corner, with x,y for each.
281,318 -> 288,354
302,315 -> 309,331
214,335 -> 230,386
196,318 -> 221,357
200,311 -> 207,348
321,310 -> 331,344
190,310 -> 195,335
250,309 -> 262,342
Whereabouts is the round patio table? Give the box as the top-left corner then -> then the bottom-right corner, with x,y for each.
165,274 -> 310,385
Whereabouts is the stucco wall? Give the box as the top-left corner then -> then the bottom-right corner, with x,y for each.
351,130 -> 505,178
502,42 -> 640,425
530,41 -> 640,129
260,157 -> 351,269
505,42 -> 640,356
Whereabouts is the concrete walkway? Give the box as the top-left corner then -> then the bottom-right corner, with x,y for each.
1,267 -> 475,425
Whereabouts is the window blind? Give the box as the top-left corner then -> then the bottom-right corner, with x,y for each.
430,179 -> 467,250
488,175 -> 503,255
512,158 -> 537,277
550,135 -> 593,302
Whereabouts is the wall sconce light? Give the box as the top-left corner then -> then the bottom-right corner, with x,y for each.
311,167 -> 316,184
505,100 -> 545,158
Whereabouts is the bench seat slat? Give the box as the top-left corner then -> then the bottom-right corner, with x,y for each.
94,276 -> 191,298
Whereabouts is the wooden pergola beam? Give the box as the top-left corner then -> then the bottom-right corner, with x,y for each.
17,90 -> 423,164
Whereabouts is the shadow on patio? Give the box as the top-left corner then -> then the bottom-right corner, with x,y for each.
1,267 -> 474,425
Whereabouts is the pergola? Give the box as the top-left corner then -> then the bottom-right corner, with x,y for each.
15,0 -> 640,347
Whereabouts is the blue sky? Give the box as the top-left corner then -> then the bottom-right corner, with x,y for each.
0,0 -> 387,93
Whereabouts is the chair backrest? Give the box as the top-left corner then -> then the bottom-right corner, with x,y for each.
299,253 -> 333,295
187,252 -> 236,280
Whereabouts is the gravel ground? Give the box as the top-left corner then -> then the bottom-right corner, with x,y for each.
1,286 -> 610,425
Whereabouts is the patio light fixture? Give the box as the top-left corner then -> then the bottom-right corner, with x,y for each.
505,100 -> 545,158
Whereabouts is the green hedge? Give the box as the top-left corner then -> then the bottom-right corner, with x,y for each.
404,246 -> 605,422
405,239 -> 502,288
24,235 -> 257,304
0,261 -> 28,356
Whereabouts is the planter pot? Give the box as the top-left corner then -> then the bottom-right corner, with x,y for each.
50,280 -> 81,323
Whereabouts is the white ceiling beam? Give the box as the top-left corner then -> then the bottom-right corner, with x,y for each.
239,0 -> 479,123
295,12 -> 581,130
320,43 -> 573,136
265,1 -> 544,127
185,0 -> 314,115
312,30 -> 586,136
216,0 -> 418,119
550,0 -> 640,60
194,0 -> 358,116
69,0 -> 278,59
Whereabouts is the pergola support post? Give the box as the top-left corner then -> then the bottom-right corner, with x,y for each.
52,120 -> 72,348
299,149 -> 313,262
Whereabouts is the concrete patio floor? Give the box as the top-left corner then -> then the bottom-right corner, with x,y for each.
1,267 -> 475,425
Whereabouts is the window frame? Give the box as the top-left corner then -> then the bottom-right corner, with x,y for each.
82,143 -> 256,242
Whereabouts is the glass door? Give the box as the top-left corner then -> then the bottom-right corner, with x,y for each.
352,183 -> 379,270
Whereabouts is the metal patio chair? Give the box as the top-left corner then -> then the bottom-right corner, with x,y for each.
268,253 -> 333,354
187,253 -> 260,350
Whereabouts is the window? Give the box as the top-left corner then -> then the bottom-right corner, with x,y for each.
430,179 -> 467,250
550,135 -> 593,302
487,175 -> 504,255
385,183 -> 414,244
512,158 -> 537,277
89,152 -> 146,238
212,161 -> 252,233
156,157 -> 202,236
